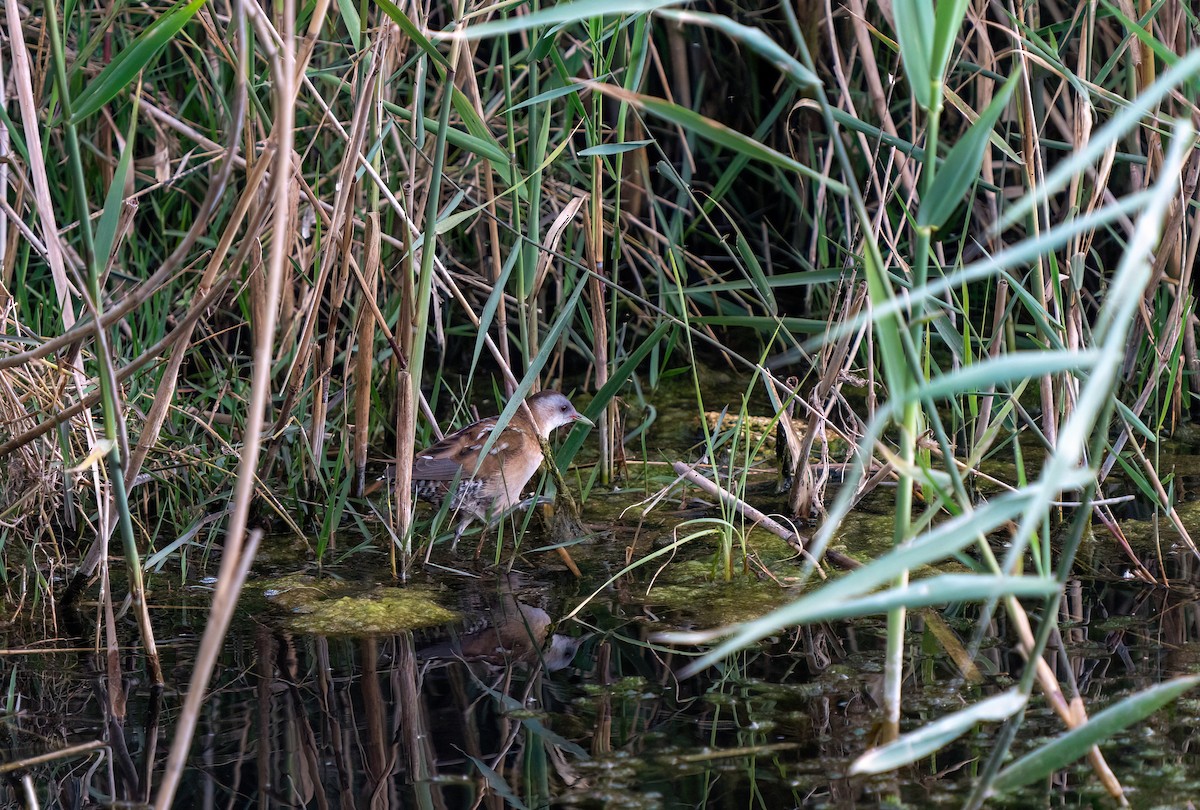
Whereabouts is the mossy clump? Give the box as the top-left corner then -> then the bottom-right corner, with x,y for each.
261,580 -> 458,636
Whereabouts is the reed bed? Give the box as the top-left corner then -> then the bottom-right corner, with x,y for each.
2,0 -> 1200,804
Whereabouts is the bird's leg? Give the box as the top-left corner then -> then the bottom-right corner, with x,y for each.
514,495 -> 554,510
450,516 -> 473,551
473,517 -> 491,559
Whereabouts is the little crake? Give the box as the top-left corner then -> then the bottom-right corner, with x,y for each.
412,390 -> 592,543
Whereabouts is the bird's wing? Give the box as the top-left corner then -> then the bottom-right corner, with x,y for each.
412,419 -> 498,480
411,454 -> 466,481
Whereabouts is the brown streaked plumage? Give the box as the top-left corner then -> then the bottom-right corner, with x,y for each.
413,390 -> 592,543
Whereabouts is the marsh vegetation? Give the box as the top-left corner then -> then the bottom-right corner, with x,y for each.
4,0 -> 1200,807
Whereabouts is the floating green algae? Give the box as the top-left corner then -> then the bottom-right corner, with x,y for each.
643,576 -> 791,626
256,577 -> 458,635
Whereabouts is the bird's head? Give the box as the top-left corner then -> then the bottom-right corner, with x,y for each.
527,390 -> 593,439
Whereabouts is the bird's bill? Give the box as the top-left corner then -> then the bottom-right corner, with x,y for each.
572,411 -> 595,427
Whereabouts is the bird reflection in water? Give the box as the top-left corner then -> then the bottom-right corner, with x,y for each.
417,591 -> 585,673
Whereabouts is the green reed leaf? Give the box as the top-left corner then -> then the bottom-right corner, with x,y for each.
448,0 -> 686,39
893,0 -> 934,110
587,83 -> 847,192
655,10 -> 819,87
71,0 -> 206,124
992,676 -> 1200,794
920,68 -> 1021,230
851,689 -> 1026,776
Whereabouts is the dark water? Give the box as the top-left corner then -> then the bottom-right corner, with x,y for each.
5,518 -> 1200,809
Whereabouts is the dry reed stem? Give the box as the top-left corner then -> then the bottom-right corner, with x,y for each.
840,0 -> 918,199
586,171 -> 612,485
0,740 -> 107,774
393,206 -> 416,575
393,176 -> 422,571
269,47 -> 378,457
153,0 -> 297,802
1006,596 -> 1127,804
790,283 -> 866,518
5,0 -> 76,331
672,461 -> 859,572
311,57 -> 379,477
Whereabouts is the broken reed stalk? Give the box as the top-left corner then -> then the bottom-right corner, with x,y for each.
394,199 -> 417,579
354,213 -> 381,496
537,438 -> 584,578
359,26 -> 388,504
672,461 -> 860,572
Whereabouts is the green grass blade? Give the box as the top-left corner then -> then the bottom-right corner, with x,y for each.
655,10 -> 819,87
992,676 -> 1200,793
930,0 -> 971,82
862,238 -> 910,393
911,350 -> 1101,404
71,0 -> 207,124
588,82 -> 848,193
334,0 -> 360,45
734,232 -> 777,316
94,96 -> 139,270
382,101 -> 512,169
919,68 -> 1021,230
578,139 -> 654,155
449,85 -> 514,172
850,689 -> 1026,776
449,0 -> 685,39
508,81 -> 591,113
892,0 -> 934,110
786,574 -> 1061,624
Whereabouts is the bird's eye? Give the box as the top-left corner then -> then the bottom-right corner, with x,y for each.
561,404 -> 568,412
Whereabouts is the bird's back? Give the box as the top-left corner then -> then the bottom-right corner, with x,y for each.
412,414 -> 543,518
